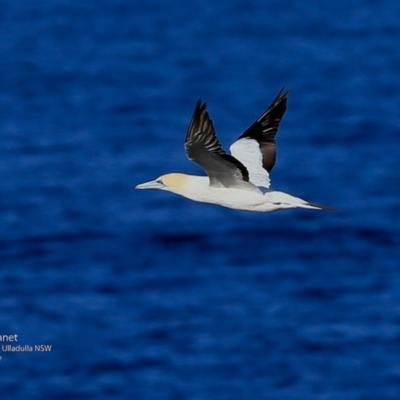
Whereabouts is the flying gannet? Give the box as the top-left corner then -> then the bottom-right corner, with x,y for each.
136,89 -> 333,212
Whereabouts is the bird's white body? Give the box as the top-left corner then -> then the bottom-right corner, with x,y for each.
170,175 -> 268,210
137,173 -> 324,212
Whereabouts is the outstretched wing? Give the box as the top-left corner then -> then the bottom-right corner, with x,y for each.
230,89 -> 289,188
185,100 -> 258,191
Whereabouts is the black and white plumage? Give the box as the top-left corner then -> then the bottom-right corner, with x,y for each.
231,88 -> 289,188
136,89 -> 333,212
185,89 -> 288,191
185,99 -> 255,191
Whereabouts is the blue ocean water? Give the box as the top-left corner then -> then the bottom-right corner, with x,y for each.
1,1 -> 400,398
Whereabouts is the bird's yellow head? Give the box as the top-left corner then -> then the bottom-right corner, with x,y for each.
135,173 -> 189,193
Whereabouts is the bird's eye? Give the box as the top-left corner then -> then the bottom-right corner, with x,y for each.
156,179 -> 164,185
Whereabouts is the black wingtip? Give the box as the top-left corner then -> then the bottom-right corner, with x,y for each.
272,88 -> 290,107
277,87 -> 290,97
186,98 -> 214,144
195,99 -> 207,111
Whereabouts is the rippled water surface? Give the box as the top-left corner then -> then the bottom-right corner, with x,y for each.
1,1 -> 400,399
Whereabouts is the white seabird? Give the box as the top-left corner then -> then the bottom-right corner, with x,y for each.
136,89 -> 333,212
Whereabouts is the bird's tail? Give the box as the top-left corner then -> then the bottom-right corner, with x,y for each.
301,202 -> 338,211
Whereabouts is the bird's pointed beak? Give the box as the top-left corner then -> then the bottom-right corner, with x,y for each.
135,179 -> 164,190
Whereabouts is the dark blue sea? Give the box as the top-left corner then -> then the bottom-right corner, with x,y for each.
1,1 -> 400,399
